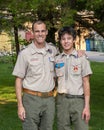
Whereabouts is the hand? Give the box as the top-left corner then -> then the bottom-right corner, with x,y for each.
18,106 -> 26,121
82,107 -> 90,124
77,50 -> 85,57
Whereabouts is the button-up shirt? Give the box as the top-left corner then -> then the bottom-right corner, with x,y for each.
12,42 -> 58,92
55,50 -> 92,95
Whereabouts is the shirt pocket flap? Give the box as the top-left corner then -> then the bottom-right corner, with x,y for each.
55,63 -> 64,77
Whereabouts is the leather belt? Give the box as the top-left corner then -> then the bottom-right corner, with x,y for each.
23,88 -> 54,98
58,93 -> 84,99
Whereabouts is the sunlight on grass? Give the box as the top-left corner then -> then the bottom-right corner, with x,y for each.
0,57 -> 104,130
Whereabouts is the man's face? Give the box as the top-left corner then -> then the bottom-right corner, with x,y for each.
33,23 -> 48,44
60,33 -> 75,52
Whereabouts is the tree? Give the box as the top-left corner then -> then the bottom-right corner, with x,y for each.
0,0 -> 77,55
86,0 -> 104,36
0,0 -> 37,55
0,0 -> 104,56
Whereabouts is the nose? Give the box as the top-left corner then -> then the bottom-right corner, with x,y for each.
38,31 -> 42,35
64,39 -> 68,43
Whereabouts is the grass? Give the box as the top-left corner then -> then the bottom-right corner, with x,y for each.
0,56 -> 104,130
89,62 -> 104,130
0,58 -> 22,130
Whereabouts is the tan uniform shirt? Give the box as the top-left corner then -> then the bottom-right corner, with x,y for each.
12,42 -> 58,92
55,50 -> 92,95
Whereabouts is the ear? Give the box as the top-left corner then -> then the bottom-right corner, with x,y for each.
73,38 -> 76,43
46,30 -> 48,35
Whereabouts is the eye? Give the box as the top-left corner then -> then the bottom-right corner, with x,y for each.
34,30 -> 40,33
41,30 -> 46,33
34,30 -> 46,33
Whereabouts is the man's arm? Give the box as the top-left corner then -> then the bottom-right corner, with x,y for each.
15,77 -> 26,121
82,75 -> 90,124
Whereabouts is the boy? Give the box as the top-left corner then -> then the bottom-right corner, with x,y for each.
55,26 -> 92,130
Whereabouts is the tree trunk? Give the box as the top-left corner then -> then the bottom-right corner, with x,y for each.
14,25 -> 20,55
46,27 -> 56,44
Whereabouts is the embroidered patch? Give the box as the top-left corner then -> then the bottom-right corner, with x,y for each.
55,62 -> 64,68
73,65 -> 78,72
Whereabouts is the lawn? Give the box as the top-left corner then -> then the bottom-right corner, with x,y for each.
0,56 -> 104,130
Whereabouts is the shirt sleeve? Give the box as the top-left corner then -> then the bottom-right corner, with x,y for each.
81,56 -> 93,77
12,51 -> 28,78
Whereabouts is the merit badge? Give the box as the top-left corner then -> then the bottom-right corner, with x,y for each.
73,65 -> 78,72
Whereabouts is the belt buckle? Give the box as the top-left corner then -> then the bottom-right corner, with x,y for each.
42,92 -> 48,98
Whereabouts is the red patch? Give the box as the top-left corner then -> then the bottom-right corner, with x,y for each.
73,66 -> 78,72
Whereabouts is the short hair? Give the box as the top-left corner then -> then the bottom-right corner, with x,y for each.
32,20 -> 47,32
58,26 -> 76,40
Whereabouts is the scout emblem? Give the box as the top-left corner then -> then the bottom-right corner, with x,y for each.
73,65 -> 78,72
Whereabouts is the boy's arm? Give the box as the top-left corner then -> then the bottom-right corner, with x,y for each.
82,75 -> 90,124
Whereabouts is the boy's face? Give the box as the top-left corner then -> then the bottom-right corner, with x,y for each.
60,33 -> 75,53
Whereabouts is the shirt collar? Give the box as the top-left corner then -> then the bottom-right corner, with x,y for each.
30,41 -> 50,55
61,49 -> 78,58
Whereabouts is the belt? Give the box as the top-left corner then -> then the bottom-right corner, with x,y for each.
23,88 -> 54,98
58,93 -> 84,99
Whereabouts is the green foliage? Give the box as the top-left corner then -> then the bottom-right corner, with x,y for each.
76,0 -> 87,10
86,0 -> 104,18
85,0 -> 104,37
95,22 -> 104,33
0,0 -> 104,55
60,9 -> 76,26
0,55 -> 12,64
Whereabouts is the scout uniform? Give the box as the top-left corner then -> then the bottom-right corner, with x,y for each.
12,42 -> 58,130
55,49 -> 92,130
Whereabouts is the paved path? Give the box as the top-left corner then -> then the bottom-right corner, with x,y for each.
86,51 -> 104,62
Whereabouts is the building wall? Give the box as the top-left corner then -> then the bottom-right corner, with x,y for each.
0,31 -> 11,52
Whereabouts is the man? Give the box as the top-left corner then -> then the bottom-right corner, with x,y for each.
55,26 -> 92,130
12,20 -> 58,130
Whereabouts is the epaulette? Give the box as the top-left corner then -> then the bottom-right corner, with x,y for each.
55,53 -> 60,56
48,42 -> 56,47
21,46 -> 26,51
85,53 -> 89,60
19,46 -> 27,54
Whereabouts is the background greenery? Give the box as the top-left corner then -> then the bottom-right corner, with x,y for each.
0,0 -> 104,55
0,56 -> 104,130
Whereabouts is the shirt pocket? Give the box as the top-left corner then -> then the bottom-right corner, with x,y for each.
71,63 -> 81,76
49,56 -> 55,72
55,62 -> 64,77
30,61 -> 43,76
